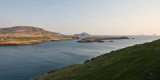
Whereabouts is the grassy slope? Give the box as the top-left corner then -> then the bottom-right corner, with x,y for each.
0,33 -> 76,45
0,35 -> 52,45
33,39 -> 160,80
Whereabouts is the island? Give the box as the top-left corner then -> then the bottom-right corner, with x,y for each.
77,36 -> 129,43
32,39 -> 160,80
0,26 -> 77,46
74,32 -> 91,39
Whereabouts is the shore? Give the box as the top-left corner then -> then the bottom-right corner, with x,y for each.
0,37 -> 77,46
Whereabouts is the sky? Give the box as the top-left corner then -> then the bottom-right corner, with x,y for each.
0,0 -> 160,35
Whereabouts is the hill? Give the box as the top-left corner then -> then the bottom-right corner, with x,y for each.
33,39 -> 160,80
0,26 -> 77,45
74,32 -> 91,39
0,26 -> 60,36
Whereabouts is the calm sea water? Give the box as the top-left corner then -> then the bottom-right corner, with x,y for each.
0,36 -> 159,80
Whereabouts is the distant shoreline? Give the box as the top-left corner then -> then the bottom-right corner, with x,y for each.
0,38 -> 77,46
77,36 -> 129,43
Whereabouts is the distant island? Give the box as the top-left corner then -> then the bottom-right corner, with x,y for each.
75,32 -> 129,43
0,26 -> 77,46
77,36 -> 129,43
74,32 -> 91,39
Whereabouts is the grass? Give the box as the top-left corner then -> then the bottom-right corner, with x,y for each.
32,39 -> 160,80
0,34 -> 76,45
0,36 -> 52,45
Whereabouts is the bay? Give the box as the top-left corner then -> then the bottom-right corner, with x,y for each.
0,36 -> 159,80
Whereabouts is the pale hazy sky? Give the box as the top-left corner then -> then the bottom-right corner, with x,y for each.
0,0 -> 160,35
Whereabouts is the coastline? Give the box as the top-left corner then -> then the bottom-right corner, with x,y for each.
0,37 -> 77,46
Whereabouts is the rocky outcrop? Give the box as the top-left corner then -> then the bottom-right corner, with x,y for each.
77,36 -> 129,43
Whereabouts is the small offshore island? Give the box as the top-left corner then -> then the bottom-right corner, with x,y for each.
77,36 -> 129,43
0,26 -> 77,46
75,32 -> 130,43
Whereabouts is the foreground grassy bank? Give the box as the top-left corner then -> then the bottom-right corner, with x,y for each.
32,39 -> 160,80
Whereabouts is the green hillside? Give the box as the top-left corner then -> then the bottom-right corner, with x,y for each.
32,39 -> 160,80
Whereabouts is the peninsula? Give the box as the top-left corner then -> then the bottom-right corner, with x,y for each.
0,26 -> 77,46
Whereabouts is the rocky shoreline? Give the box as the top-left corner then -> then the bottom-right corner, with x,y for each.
77,36 -> 129,43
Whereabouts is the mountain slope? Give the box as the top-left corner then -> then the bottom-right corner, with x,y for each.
0,26 -> 60,36
33,39 -> 160,80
